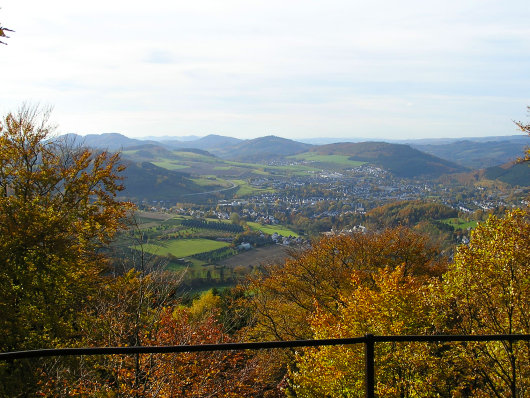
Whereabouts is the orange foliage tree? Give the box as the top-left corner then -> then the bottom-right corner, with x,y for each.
290,266 -> 449,397
248,227 -> 445,342
244,227 -> 446,395
38,275 -> 277,397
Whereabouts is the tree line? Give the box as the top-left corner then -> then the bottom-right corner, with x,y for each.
181,218 -> 244,233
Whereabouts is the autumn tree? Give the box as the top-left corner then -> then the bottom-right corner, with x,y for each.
289,210 -> 530,397
248,227 -> 445,342
290,266 -> 451,397
0,105 -> 133,395
444,209 -> 530,397
38,284 -> 276,397
245,227 -> 446,394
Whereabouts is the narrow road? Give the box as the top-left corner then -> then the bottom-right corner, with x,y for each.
182,181 -> 238,196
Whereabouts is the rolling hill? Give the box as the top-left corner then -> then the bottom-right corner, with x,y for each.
59,132 -> 530,185
484,161 -> 530,186
120,161 -> 219,201
220,135 -> 312,161
412,139 -> 528,169
308,142 -> 467,178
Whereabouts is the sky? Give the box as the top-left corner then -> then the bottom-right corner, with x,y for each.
1,0 -> 529,140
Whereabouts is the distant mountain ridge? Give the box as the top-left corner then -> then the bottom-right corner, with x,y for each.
161,134 -> 244,152
299,134 -> 527,146
61,133 -> 162,150
397,135 -> 527,145
70,133 -> 310,160
57,132 -> 528,182
411,138 -> 528,169
65,132 -> 527,167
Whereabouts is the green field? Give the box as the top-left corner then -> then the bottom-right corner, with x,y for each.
136,213 -> 299,238
249,168 -> 269,176
173,151 -> 218,162
229,179 -> 276,196
121,149 -> 140,156
247,222 -> 299,237
191,176 -> 233,187
134,215 -> 167,225
162,215 -> 190,221
151,160 -> 190,170
266,164 -> 322,174
133,238 -> 230,257
289,152 -> 366,167
441,218 -> 478,230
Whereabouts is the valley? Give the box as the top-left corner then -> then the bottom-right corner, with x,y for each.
87,132 -> 529,291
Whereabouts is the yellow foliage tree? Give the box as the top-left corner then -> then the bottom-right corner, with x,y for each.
290,266 -> 451,397
291,210 -> 530,397
245,227 -> 446,394
444,209 -> 530,397
0,106 -> 133,395
248,227 -> 445,342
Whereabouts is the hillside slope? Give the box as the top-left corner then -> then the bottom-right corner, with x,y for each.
120,161 -> 215,201
413,139 -> 528,169
310,142 -> 466,177
219,135 -> 312,161
484,161 -> 530,186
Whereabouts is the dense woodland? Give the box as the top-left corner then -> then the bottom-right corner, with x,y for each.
0,107 -> 529,397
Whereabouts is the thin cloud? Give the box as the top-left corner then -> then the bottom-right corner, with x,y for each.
0,0 -> 529,139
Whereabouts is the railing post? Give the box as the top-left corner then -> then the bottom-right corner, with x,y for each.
365,333 -> 375,398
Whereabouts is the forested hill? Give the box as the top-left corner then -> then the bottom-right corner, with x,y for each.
120,161 -> 211,201
412,138 -> 528,169
484,161 -> 530,186
215,135 -> 312,160
310,141 -> 467,177
366,200 -> 458,228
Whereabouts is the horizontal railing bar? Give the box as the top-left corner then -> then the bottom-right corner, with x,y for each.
1,334 -> 529,361
0,337 -> 366,361
372,334 -> 530,343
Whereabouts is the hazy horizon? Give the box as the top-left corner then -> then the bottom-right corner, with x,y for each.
1,0 -> 529,140
67,130 -> 528,145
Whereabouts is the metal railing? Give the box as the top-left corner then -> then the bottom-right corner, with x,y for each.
2,334 -> 529,398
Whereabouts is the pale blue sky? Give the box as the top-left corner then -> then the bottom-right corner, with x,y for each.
1,0 -> 529,140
